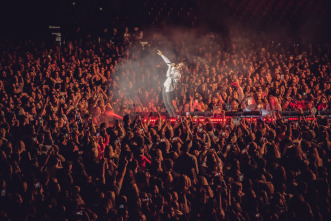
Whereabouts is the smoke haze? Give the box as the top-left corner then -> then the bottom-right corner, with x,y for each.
112,17 -> 330,112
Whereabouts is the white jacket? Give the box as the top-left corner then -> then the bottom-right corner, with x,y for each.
161,55 -> 181,92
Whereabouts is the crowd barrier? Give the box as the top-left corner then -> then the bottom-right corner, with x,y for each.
126,110 -> 331,125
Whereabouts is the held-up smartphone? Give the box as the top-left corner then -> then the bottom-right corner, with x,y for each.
34,182 -> 40,189
76,211 -> 83,215
1,189 -> 6,197
215,172 -> 221,177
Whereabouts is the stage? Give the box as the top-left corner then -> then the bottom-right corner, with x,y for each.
120,110 -> 331,125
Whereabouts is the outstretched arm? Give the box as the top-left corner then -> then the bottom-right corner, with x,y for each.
157,50 -> 171,66
233,79 -> 244,103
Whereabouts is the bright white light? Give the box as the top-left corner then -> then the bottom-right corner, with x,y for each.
99,7 -> 103,11
72,2 -> 76,6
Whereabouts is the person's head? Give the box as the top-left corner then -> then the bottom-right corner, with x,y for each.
321,96 -> 327,104
269,96 -> 278,106
230,99 -> 239,110
233,91 -> 239,99
123,115 -> 130,126
0,128 -> 6,139
176,62 -> 184,70
282,99 -> 290,110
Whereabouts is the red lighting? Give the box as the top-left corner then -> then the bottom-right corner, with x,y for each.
211,118 -> 224,122
140,115 -> 313,125
265,117 -> 275,122
288,117 -> 314,121
244,117 -> 258,122
105,111 -> 123,120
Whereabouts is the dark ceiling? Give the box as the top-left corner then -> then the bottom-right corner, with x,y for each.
0,0 -> 330,41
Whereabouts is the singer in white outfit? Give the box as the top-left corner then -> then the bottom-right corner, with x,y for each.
157,50 -> 183,117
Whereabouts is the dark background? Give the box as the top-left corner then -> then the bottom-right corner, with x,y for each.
0,0 -> 330,43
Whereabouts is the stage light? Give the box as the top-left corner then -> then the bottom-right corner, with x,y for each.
104,111 -> 123,120
72,2 -> 76,6
140,114 -> 316,126
99,7 -> 103,11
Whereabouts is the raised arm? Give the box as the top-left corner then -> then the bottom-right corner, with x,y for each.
157,50 -> 171,66
238,85 -> 244,103
234,79 -> 244,103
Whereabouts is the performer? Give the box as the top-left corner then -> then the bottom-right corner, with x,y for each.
157,50 -> 183,117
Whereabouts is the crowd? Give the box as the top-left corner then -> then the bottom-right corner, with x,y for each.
107,30 -> 331,116
0,23 -> 330,220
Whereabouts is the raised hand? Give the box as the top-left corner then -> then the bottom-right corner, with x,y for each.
157,50 -> 163,56
124,156 -> 129,167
